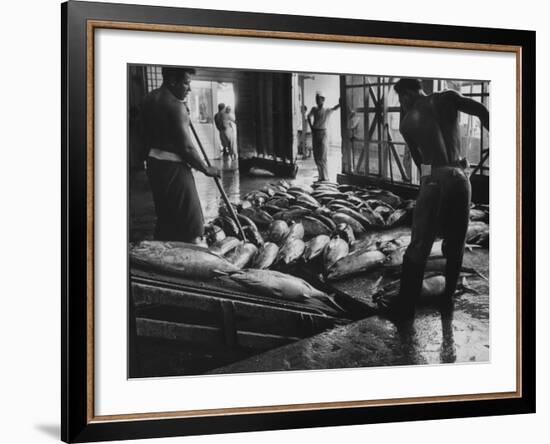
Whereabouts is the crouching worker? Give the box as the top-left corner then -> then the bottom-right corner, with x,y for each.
141,66 -> 220,244
391,78 -> 489,320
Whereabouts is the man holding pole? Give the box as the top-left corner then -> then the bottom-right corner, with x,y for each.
141,67 -> 220,244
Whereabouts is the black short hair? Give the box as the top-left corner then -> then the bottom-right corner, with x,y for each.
161,66 -> 196,82
394,78 -> 422,94
218,103 -> 225,111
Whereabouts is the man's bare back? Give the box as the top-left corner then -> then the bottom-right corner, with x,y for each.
400,91 -> 464,167
399,89 -> 488,168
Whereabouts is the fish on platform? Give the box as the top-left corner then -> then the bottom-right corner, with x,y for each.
300,215 -> 332,237
273,208 -> 311,222
309,211 -> 337,231
243,190 -> 270,202
228,269 -> 330,304
374,274 -> 478,311
240,207 -> 274,227
386,208 -> 411,227
251,242 -> 280,269
277,238 -> 306,265
303,234 -> 331,262
286,221 -> 305,240
333,223 -> 355,245
268,220 -> 290,244
262,203 -> 284,216
226,242 -> 258,269
288,184 -> 313,194
323,236 -> 349,271
331,212 -> 366,235
210,236 -> 242,256
288,191 -> 320,208
326,249 -> 386,281
332,206 -> 373,230
236,213 -> 259,231
267,197 -> 290,208
360,206 -> 386,227
466,221 -> 489,247
243,225 -> 264,247
212,216 -> 240,238
130,241 -> 240,279
469,207 -> 489,222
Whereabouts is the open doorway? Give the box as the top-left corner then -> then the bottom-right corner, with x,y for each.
187,80 -> 237,161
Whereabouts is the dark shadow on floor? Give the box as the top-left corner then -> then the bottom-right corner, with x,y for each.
34,424 -> 59,440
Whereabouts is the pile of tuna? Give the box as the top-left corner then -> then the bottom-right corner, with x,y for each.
204,180 -> 490,282
130,180 -> 489,314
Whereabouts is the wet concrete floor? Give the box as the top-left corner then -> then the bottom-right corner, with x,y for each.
130,145 -> 489,372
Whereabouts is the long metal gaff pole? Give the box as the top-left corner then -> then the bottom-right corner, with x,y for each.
187,119 -> 247,241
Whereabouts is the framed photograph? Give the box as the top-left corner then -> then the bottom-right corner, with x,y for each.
62,1 -> 535,442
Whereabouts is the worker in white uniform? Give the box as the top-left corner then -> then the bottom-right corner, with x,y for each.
307,91 -> 341,181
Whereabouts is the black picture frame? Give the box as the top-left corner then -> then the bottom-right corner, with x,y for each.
62,1 -> 536,442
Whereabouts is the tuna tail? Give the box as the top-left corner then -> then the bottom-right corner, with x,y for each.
457,277 -> 479,295
316,294 -> 347,314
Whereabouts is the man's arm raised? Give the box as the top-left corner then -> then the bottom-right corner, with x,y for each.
446,90 -> 489,130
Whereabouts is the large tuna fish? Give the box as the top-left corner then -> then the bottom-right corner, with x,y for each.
333,223 -> 355,245
277,238 -> 306,265
243,190 -> 270,202
323,236 -> 349,271
300,216 -> 332,237
331,212 -> 366,235
303,235 -> 330,262
288,184 -> 313,194
332,206 -> 373,230
212,216 -> 240,238
251,242 -> 279,269
360,206 -> 386,227
386,208 -> 411,227
466,221 -> 489,247
227,242 -> 258,269
243,225 -> 264,247
267,197 -> 291,208
210,236 -> 241,256
240,207 -> 274,227
373,274 -> 478,311
286,221 -> 305,240
309,212 -> 337,231
273,208 -> 310,222
326,249 -> 386,281
263,204 -> 285,216
267,220 -> 290,244
228,269 -> 328,301
469,207 -> 488,222
130,241 -> 240,279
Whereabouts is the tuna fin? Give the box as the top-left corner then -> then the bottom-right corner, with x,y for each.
461,266 -> 489,282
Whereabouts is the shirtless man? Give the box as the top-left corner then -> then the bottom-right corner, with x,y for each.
141,67 -> 220,243
391,78 -> 489,319
307,91 -> 341,181
214,103 -> 236,159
